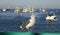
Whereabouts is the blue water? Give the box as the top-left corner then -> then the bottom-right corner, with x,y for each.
0,9 -> 60,33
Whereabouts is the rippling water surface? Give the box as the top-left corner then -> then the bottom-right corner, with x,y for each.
0,9 -> 60,33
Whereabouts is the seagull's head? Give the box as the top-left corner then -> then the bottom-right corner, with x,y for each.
31,15 -> 36,19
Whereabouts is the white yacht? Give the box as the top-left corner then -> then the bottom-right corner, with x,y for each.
22,7 -> 29,12
22,7 -> 35,13
46,12 -> 57,22
2,8 -> 7,12
40,9 -> 46,14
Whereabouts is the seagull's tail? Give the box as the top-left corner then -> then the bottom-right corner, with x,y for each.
19,26 -> 25,31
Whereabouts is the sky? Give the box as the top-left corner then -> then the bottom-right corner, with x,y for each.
0,0 -> 60,9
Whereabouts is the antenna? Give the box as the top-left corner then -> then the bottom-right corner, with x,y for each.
7,0 -> 10,9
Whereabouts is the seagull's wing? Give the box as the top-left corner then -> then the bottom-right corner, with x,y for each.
21,20 -> 30,28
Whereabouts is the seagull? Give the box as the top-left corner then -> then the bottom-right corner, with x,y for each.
19,14 -> 36,31
46,12 -> 57,22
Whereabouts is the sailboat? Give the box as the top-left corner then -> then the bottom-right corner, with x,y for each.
22,7 -> 29,12
22,6 -> 36,13
14,7 -> 20,15
2,1 -> 10,12
29,8 -> 35,13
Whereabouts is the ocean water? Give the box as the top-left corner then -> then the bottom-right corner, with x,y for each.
0,9 -> 60,33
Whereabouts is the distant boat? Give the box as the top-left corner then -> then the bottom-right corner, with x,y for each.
2,8 -> 9,12
14,7 -> 20,15
22,7 -> 35,13
29,8 -> 35,13
40,9 -> 46,14
22,7 -> 29,12
46,12 -> 57,22
2,9 -> 7,12
2,1 -> 10,12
